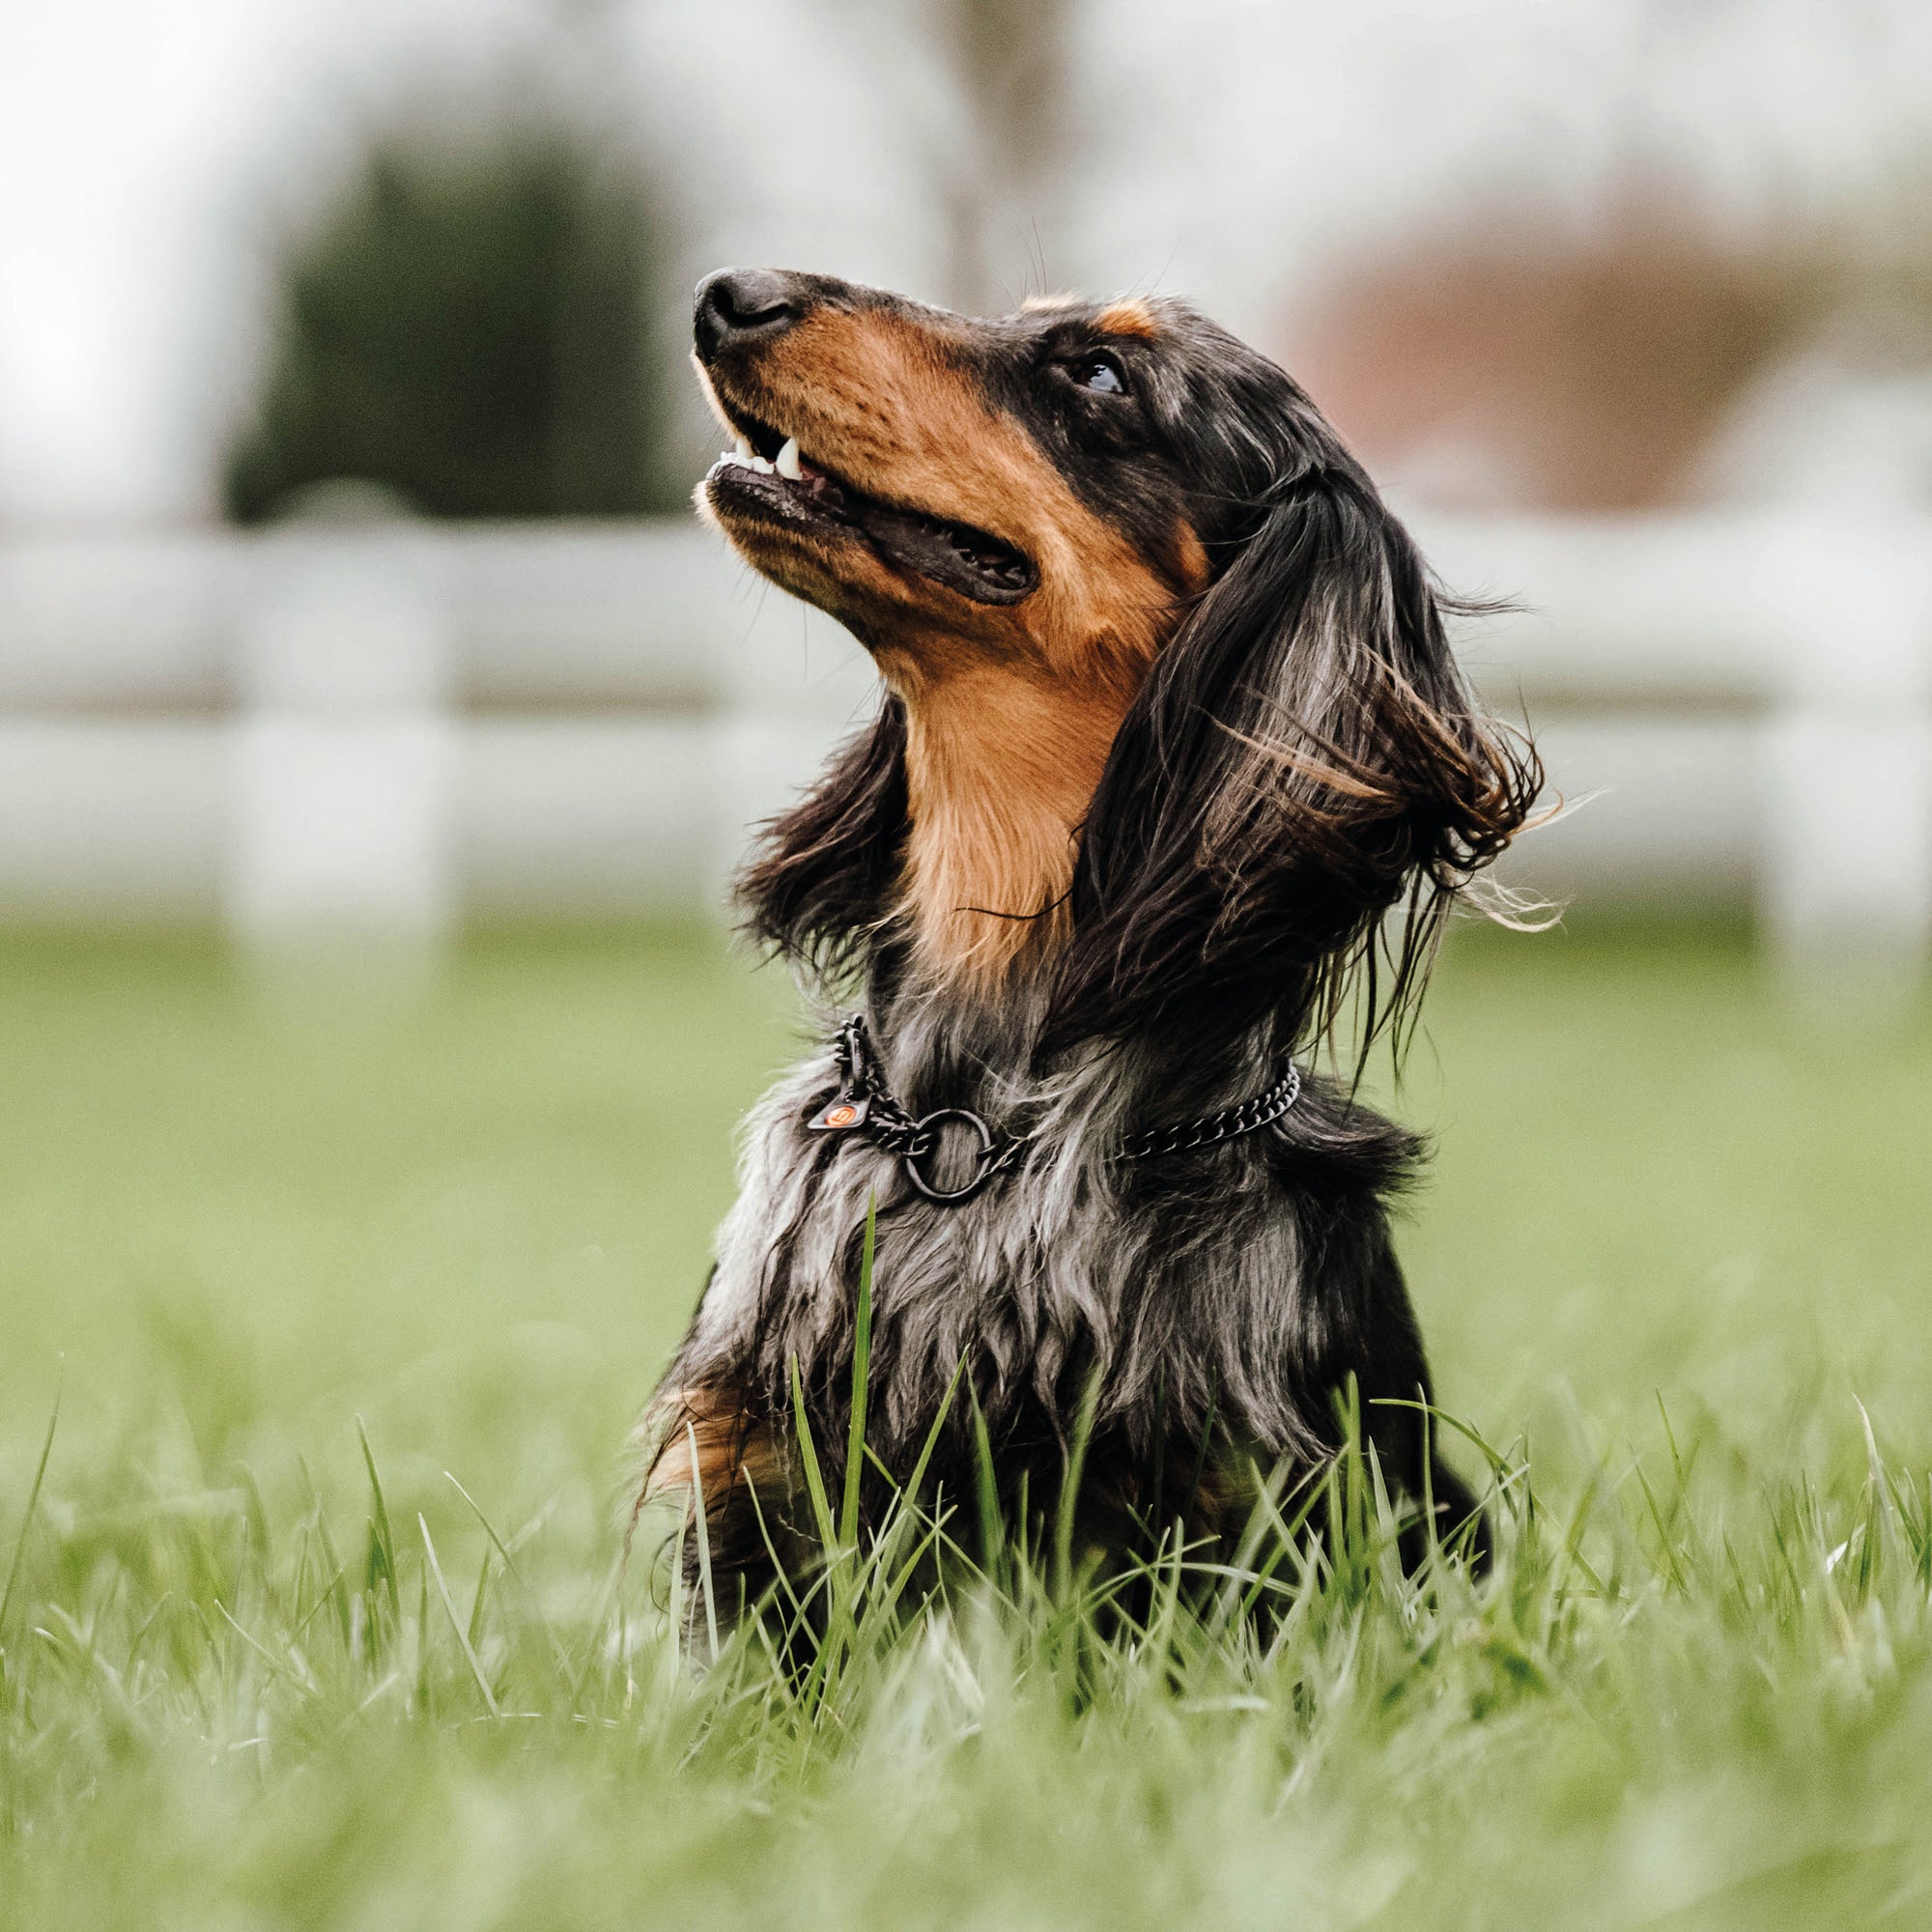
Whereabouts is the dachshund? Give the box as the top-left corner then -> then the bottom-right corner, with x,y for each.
634,269 -> 1540,1619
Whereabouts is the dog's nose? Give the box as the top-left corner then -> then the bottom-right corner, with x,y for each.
694,268 -> 804,359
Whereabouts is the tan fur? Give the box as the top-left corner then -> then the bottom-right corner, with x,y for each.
897,666 -> 1128,978
701,309 -> 1201,986
1094,298 -> 1161,340
636,1385 -> 781,1528
1169,521 -> 1211,598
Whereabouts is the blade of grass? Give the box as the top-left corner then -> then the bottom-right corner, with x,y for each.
1179,1377 -> 1220,1533
1052,1368 -> 1104,1604
0,1366 -> 61,1659
839,1193 -> 876,1549
465,1548 -> 493,1655
214,1601 -> 306,1691
356,1415 -> 401,1626
444,1473 -> 573,1684
298,1457 -> 355,1658
789,1356 -> 838,1554
875,1355 -> 966,1514
685,1423 -> 721,1663
419,1515 -> 500,1719
287,1563 -> 350,1649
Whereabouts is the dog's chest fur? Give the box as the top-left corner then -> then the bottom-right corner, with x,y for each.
664,986 -> 1423,1480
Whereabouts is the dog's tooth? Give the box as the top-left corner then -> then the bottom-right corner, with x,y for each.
775,436 -> 802,481
734,434 -> 754,463
750,454 -> 774,474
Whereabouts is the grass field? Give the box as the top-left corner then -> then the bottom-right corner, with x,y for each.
2,920 -> 1929,1929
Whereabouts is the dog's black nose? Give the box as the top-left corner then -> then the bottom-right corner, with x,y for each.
694,268 -> 803,359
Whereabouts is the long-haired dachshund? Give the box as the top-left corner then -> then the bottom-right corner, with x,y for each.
636,269 -> 1539,1612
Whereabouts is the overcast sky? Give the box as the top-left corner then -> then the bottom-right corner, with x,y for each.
3,0 -> 1927,525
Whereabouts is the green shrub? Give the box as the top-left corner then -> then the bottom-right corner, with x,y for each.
225,127 -> 683,522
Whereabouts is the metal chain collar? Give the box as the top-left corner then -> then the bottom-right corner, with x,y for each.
805,1012 -> 1302,1206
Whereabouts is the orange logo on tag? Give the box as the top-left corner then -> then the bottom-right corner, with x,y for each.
823,1103 -> 859,1128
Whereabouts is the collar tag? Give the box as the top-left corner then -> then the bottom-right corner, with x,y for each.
808,1094 -> 870,1132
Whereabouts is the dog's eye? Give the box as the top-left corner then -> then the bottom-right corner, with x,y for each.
1075,352 -> 1127,395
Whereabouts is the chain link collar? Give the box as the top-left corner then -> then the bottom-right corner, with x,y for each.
806,1013 -> 1302,1206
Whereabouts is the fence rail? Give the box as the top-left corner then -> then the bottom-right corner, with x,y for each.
2,514 -> 1927,976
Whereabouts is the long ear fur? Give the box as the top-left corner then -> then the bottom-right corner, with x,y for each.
735,695 -> 909,985
1046,467 -> 1541,1062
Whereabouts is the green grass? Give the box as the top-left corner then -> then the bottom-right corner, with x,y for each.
1,919 -> 1930,1929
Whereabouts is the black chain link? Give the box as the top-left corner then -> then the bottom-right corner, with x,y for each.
810,1013 -> 1300,1206
1111,1061 -> 1303,1162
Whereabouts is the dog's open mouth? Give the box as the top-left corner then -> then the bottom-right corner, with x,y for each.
705,411 -> 1037,606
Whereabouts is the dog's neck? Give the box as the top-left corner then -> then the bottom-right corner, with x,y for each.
891,662 -> 1129,987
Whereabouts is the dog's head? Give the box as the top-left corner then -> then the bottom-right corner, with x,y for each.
694,269 -> 1237,689
695,269 -> 1540,1055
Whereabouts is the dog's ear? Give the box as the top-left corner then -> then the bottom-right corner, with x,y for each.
1046,468 -> 1540,1061
735,695 -> 909,985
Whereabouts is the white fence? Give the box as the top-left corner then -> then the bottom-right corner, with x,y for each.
1,514 -> 1928,977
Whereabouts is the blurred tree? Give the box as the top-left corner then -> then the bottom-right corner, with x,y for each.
225,128 -> 681,522
836,0 -> 1074,313
935,0 -> 1073,310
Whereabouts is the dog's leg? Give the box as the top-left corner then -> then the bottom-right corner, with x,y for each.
1356,1242 -> 1493,1573
1420,1454 -> 1492,1568
632,1384 -> 804,1634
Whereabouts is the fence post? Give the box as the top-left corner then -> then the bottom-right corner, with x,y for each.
1760,515 -> 1932,994
228,525 -> 456,972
